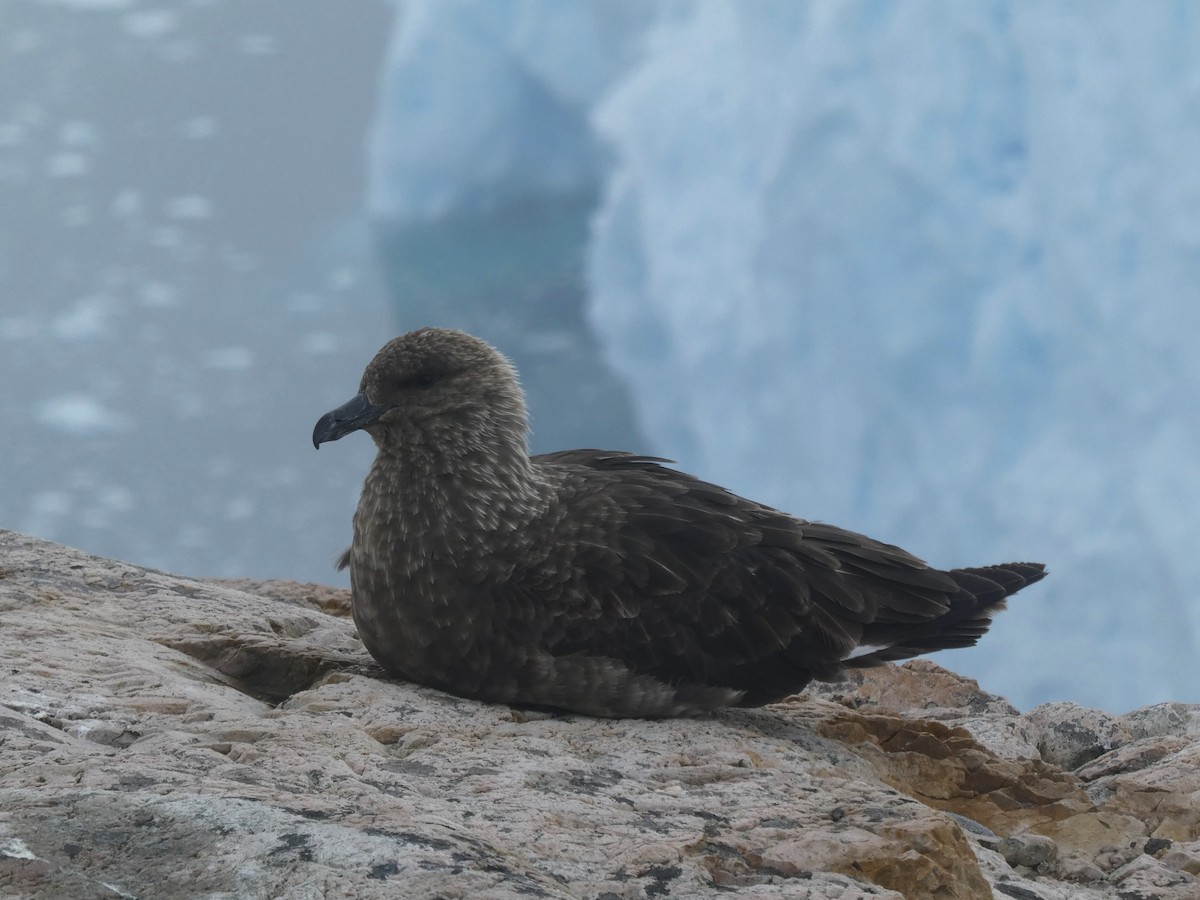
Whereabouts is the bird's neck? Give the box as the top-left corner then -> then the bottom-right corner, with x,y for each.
358,428 -> 549,552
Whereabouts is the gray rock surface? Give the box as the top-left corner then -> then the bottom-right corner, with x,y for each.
1023,701 -> 1132,770
2,530 -> 1198,899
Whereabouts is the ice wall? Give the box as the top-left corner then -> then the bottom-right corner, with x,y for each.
588,1 -> 1200,711
374,0 -> 1200,711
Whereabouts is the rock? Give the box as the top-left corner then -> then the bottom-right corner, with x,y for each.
1160,844 -> 1200,876
997,833 -> 1059,871
804,659 -> 1019,720
1109,854 -> 1200,899
1022,702 -> 1132,770
1075,742 -> 1200,844
2,530 -> 1198,899
805,661 -> 1043,761
1121,703 -> 1200,741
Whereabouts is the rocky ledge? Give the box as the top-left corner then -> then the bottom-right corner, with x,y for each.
1,529 -> 1197,899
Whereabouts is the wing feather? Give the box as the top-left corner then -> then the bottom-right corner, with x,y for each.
524,450 -> 1040,705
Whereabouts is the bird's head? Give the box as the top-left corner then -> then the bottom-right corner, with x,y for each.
312,328 -> 528,457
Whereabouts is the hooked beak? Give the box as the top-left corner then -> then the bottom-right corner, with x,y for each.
312,392 -> 389,448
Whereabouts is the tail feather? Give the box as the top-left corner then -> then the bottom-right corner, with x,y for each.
847,561 -> 1046,667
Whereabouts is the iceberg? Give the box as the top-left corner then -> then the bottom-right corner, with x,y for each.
371,0 -> 1200,711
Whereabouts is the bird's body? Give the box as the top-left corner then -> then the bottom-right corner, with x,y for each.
314,328 -> 1045,717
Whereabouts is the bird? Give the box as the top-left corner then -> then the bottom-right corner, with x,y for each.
313,327 -> 1045,718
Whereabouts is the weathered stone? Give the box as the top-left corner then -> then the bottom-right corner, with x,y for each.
1023,702 -> 1132,771
997,833 -> 1059,871
805,659 -> 1018,720
2,530 -> 1198,899
805,661 -> 1042,761
1159,842 -> 1200,876
1109,853 -> 1200,899
1080,743 -> 1200,843
1121,703 -> 1199,741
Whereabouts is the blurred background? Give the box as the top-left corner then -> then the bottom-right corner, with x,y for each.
3,0 -> 1198,714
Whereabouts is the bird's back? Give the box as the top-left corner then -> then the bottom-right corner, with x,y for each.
520,450 -> 1045,711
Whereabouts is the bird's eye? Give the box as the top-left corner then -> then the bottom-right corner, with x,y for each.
411,370 -> 438,388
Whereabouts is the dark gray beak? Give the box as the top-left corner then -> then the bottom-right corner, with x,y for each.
312,392 -> 389,448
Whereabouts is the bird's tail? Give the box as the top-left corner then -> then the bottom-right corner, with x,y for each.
846,561 -> 1046,667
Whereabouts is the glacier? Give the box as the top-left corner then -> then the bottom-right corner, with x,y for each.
373,0 -> 1200,712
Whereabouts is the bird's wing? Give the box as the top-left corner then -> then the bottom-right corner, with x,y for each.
524,450 -> 972,704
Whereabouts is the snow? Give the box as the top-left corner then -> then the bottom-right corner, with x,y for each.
371,1 -> 1200,712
